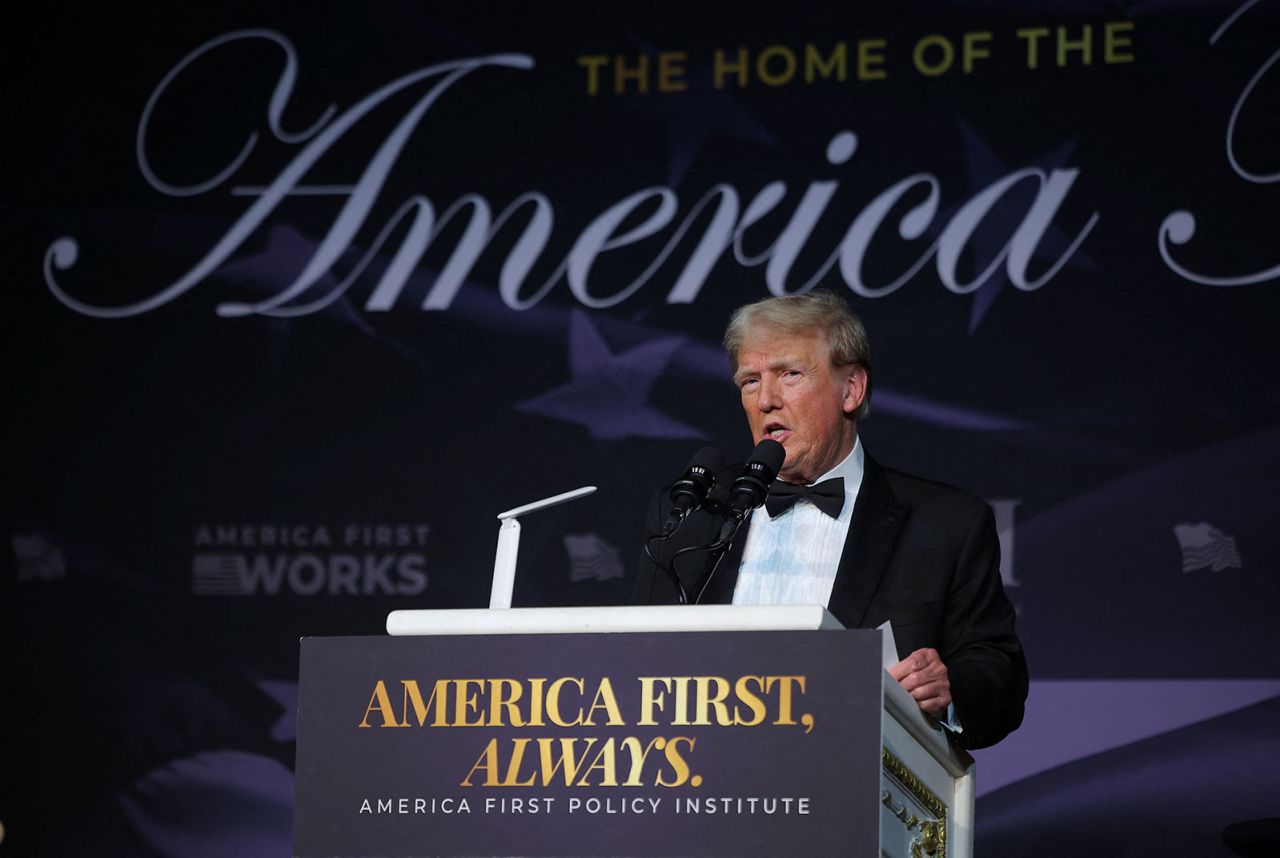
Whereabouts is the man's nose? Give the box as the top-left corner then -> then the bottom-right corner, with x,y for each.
756,376 -> 782,411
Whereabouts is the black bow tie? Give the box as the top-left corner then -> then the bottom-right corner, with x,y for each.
764,478 -> 845,518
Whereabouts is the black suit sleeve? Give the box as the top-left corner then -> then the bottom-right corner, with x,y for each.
940,503 -> 1028,750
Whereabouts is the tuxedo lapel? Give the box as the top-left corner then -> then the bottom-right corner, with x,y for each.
694,511 -> 752,604
827,455 -> 910,629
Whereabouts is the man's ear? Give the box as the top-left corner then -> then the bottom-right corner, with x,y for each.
842,366 -> 868,415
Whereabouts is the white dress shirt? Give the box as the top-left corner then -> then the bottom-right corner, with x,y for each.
732,437 -> 865,607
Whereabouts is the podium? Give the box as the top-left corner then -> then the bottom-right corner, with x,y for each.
294,606 -> 974,858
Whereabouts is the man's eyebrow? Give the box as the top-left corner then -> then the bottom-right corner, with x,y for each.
763,355 -> 810,375
733,356 -> 806,384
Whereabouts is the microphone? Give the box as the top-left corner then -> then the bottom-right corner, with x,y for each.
647,446 -> 723,605
726,439 -> 785,518
710,439 -> 786,548
691,439 -> 786,605
662,447 -> 723,535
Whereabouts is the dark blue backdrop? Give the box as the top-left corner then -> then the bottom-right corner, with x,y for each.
6,1 -> 1280,855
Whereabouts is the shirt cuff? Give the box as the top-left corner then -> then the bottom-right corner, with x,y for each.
940,702 -> 964,734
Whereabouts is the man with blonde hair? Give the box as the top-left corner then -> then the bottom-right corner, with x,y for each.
635,291 -> 1027,750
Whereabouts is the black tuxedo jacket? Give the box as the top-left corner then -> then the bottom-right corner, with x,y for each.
632,453 -> 1028,750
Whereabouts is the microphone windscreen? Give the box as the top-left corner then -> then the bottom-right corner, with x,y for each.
748,438 -> 785,476
665,446 -> 725,532
688,446 -> 723,472
727,438 -> 786,513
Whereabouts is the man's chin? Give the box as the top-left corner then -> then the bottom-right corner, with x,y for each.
777,464 -> 808,485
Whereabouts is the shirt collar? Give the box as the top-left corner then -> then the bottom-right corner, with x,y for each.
813,434 -> 864,495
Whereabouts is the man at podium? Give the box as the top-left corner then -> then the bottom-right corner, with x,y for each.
633,291 -> 1028,750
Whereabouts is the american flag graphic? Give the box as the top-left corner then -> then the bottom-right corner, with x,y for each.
563,533 -> 625,583
191,554 -> 251,595
12,533 -> 67,582
1173,522 -> 1243,573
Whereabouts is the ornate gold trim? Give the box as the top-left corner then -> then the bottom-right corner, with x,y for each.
882,747 -> 948,858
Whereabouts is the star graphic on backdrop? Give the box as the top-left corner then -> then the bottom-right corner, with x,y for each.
516,310 -> 704,441
257,680 -> 300,743
625,45 -> 777,187
945,119 -> 1098,333
215,224 -> 369,324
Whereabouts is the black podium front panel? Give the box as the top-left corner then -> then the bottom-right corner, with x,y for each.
295,629 -> 881,857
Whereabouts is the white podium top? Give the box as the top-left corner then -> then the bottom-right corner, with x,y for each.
386,604 -> 844,636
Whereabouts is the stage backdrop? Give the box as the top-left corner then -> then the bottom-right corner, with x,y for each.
6,1 -> 1280,856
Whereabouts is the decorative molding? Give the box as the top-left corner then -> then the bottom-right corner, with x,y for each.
882,747 -> 948,857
